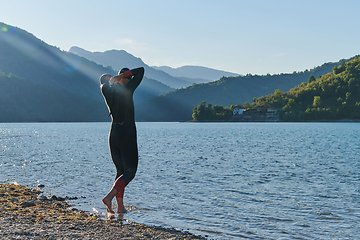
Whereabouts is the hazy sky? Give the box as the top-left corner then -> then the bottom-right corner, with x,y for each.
1,0 -> 360,75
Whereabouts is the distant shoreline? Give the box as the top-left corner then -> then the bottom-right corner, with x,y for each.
0,120 -> 359,124
186,119 -> 360,123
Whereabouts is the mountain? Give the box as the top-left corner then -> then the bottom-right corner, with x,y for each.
69,47 -> 192,89
136,56 -> 359,122
69,46 -> 241,88
152,65 -> 240,82
1,22 -> 358,123
0,22 -> 171,122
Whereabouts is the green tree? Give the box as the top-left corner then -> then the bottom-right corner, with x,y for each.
346,92 -> 351,101
192,101 -> 206,121
243,102 -> 252,109
213,105 -> 226,120
274,89 -> 283,98
308,75 -> 316,83
192,102 -> 230,121
192,102 -> 214,121
313,96 -> 321,107
333,62 -> 346,74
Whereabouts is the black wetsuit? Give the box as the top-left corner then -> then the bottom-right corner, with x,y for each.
100,67 -> 144,188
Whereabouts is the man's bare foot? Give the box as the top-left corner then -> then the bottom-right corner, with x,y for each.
102,197 -> 115,214
102,188 -> 118,214
116,197 -> 127,213
117,206 -> 127,214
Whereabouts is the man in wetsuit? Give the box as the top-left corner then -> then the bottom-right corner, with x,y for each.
100,67 -> 144,214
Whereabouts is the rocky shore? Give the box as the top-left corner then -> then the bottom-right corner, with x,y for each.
0,183 -> 206,240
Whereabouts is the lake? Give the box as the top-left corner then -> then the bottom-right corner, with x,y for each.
1,122 -> 359,239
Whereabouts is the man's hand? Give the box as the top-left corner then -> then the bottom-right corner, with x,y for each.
105,74 -> 112,81
110,75 -> 129,86
110,75 -> 122,85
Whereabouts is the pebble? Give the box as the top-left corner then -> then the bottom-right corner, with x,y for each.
50,195 -> 65,201
65,196 -> 78,200
37,195 -> 48,200
9,198 -> 19,202
20,201 -> 36,207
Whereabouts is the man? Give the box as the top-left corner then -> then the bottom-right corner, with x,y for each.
100,67 -> 144,214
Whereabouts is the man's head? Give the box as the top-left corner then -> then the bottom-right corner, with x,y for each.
119,68 -> 130,76
117,68 -> 131,86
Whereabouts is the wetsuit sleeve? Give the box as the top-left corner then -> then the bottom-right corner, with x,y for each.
100,77 -> 113,102
126,67 -> 145,92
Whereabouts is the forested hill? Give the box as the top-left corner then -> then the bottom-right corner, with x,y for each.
136,56 -> 359,121
253,57 -> 360,121
0,22 -> 171,122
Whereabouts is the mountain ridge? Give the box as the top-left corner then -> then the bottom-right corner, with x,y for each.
152,65 -> 240,81
69,47 -> 240,88
69,46 -> 192,89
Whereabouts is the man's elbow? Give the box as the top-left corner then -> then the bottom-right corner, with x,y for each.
139,67 -> 145,76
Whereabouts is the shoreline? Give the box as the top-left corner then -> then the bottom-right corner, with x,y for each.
0,183 -> 206,240
186,118 -> 360,123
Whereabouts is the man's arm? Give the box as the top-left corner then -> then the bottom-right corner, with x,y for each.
120,67 -> 145,92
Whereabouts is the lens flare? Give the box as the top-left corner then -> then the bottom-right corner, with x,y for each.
1,25 -> 9,32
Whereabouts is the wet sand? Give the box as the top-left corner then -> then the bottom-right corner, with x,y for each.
0,183 -> 206,240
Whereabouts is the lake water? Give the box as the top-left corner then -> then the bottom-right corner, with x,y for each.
1,122 -> 360,239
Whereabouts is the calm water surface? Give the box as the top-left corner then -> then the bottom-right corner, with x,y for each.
1,122 -> 360,239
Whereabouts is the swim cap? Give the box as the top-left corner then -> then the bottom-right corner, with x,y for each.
119,67 -> 132,79
119,68 -> 130,74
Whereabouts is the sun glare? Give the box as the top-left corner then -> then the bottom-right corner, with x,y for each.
1,23 -> 103,85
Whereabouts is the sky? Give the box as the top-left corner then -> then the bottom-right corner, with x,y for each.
1,0 -> 360,75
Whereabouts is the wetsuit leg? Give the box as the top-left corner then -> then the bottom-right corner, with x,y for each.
117,132 -> 138,186
109,125 -> 138,194
109,130 -> 124,181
